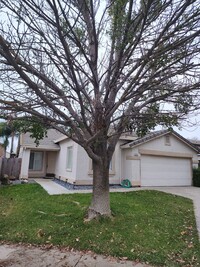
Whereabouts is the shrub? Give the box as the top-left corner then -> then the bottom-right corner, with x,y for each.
193,168 -> 200,187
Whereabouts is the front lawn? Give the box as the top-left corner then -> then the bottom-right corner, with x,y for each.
0,184 -> 199,266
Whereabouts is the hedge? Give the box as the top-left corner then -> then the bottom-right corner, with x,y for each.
193,168 -> 200,187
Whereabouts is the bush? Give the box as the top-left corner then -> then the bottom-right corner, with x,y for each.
193,168 -> 200,187
0,174 -> 10,185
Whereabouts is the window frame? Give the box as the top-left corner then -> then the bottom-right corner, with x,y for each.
88,155 -> 115,176
29,151 -> 43,171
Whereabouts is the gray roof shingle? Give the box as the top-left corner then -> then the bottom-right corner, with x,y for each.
21,129 -> 64,150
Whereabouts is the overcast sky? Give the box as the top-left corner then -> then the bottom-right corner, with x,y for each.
157,112 -> 200,140
174,124 -> 200,140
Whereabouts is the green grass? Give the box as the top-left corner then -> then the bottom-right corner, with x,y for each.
0,184 -> 200,266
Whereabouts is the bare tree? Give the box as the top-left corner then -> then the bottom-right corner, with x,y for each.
0,0 -> 200,219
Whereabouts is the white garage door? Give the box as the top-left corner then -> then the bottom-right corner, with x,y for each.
141,156 -> 192,186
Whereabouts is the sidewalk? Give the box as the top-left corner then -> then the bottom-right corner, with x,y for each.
0,244 -> 152,267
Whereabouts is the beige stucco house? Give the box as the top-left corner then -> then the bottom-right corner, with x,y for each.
18,129 -> 199,187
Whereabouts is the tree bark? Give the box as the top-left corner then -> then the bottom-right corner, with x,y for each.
87,159 -> 111,219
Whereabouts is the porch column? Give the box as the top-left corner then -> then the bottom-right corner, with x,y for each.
19,148 -> 30,179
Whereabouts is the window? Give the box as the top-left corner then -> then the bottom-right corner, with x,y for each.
66,146 -> 73,171
88,156 -> 115,175
29,151 -> 43,171
109,159 -> 113,171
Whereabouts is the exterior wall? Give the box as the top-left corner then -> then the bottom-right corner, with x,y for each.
75,145 -> 91,185
140,135 -> 194,153
75,141 -> 122,185
112,141 -> 123,184
46,151 -> 58,174
138,134 -> 198,165
54,139 -> 78,183
121,134 -> 198,186
54,139 -> 124,185
121,147 -> 141,186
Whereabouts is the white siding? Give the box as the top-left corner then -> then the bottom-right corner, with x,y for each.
54,139 -> 125,185
46,152 -> 58,174
76,145 -> 91,184
139,134 -> 196,155
121,148 -> 141,186
75,142 -> 122,185
54,139 -> 78,183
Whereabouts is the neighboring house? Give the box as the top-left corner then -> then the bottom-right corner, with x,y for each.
0,135 -> 19,158
0,144 -> 10,158
19,129 -> 199,187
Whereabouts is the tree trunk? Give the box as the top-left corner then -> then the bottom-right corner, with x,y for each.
87,158 -> 111,219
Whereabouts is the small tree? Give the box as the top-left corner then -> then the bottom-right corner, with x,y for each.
0,0 -> 200,219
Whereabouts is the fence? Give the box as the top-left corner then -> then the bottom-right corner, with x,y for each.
0,158 -> 22,179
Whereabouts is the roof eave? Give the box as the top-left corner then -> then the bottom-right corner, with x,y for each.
121,130 -> 171,149
54,136 -> 68,143
22,145 -> 60,151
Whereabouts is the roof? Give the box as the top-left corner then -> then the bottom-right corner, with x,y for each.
189,140 -> 200,146
119,132 -> 138,141
189,140 -> 200,153
54,135 -> 69,144
20,129 -> 64,151
121,129 -> 199,152
54,131 -> 138,143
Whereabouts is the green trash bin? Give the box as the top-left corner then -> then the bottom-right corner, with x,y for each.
120,179 -> 131,188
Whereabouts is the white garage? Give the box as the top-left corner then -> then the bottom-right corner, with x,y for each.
121,129 -> 199,187
141,155 -> 192,186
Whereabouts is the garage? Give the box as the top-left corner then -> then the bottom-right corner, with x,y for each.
141,155 -> 192,186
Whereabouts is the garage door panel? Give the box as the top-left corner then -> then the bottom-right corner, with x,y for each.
141,156 -> 191,186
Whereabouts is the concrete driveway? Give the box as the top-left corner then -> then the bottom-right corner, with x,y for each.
148,186 -> 200,240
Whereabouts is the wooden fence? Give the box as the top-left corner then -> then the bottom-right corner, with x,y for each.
0,158 -> 22,179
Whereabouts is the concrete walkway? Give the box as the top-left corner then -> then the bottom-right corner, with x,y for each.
0,244 -> 152,267
35,179 -> 141,195
35,179 -> 200,240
